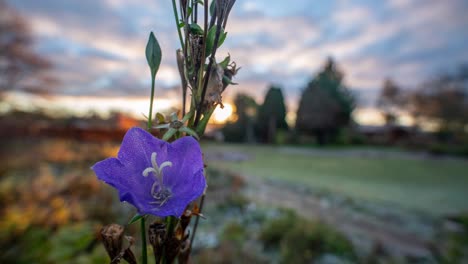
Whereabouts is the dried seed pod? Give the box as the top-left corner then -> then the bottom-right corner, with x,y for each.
100,224 -> 136,264
178,239 -> 191,264
222,61 -> 240,91
188,34 -> 204,89
122,236 -> 137,264
180,209 -> 192,232
101,224 -> 123,262
204,63 -> 224,107
164,235 -> 182,264
148,221 -> 166,264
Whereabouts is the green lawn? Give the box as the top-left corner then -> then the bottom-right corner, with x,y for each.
203,144 -> 468,216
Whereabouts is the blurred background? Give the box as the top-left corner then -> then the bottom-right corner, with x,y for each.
1,0 -> 467,263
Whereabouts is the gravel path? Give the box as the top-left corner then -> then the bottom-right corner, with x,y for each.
242,176 -> 436,259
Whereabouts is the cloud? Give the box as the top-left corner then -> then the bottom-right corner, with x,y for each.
331,6 -> 372,30
5,0 -> 468,112
323,0 -> 468,90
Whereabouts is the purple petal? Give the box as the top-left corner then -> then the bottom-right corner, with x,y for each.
92,157 -> 155,212
117,127 -> 169,171
170,169 -> 206,210
163,136 -> 204,189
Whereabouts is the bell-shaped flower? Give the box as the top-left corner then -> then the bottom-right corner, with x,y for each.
92,127 -> 206,217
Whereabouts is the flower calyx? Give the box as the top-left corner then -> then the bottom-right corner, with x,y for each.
154,112 -> 199,141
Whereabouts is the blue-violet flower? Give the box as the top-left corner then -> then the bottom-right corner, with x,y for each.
92,127 -> 206,217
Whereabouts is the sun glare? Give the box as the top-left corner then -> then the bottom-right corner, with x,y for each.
212,103 -> 234,124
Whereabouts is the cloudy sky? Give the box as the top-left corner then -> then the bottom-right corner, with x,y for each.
5,0 -> 468,119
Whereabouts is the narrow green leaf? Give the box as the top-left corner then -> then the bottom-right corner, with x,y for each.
223,75 -> 238,85
196,0 -> 204,5
156,112 -> 166,123
163,128 -> 177,141
205,26 -> 216,56
170,112 -> 178,122
187,7 -> 193,17
178,21 -> 186,28
205,26 -> 225,57
182,109 -> 195,122
218,31 -> 227,47
219,54 -> 231,69
145,32 -> 162,76
154,124 -> 170,129
196,107 -> 216,136
180,127 -> 200,140
128,214 -> 144,224
189,23 -> 204,35
209,0 -> 216,17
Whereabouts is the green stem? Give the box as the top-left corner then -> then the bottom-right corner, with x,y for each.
196,0 -> 209,101
147,73 -> 156,130
166,216 -> 177,237
171,0 -> 184,49
143,72 -> 156,264
189,0 -> 194,24
141,217 -> 148,264
195,106 -> 216,136
194,19 -> 222,127
193,0 -> 198,23
188,95 -> 197,128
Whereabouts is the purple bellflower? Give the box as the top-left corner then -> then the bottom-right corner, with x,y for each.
92,127 -> 206,217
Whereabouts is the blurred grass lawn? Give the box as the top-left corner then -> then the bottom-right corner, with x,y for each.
204,143 -> 468,216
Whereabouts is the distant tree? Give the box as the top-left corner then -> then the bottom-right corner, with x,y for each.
376,78 -> 404,125
256,85 -> 288,143
407,65 -> 468,135
295,57 -> 355,145
0,0 -> 54,95
222,93 -> 258,142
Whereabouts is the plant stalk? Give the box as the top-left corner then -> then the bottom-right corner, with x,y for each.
171,0 -> 185,49
141,217 -> 148,264
190,194 -> 205,247
147,73 -> 156,130
194,0 -> 220,127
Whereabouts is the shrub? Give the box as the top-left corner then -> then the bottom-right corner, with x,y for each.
259,210 -> 356,263
259,210 -> 296,249
221,222 -> 247,245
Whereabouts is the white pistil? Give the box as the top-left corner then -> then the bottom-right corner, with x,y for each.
142,167 -> 158,177
142,152 -> 173,205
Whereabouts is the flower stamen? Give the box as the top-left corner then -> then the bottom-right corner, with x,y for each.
142,152 -> 173,206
